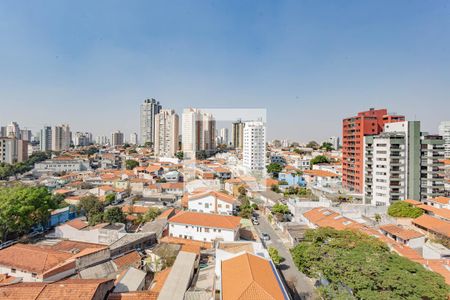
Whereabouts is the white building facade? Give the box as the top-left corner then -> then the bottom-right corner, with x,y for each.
140,98 -> 161,146
243,121 -> 266,174
154,109 -> 179,158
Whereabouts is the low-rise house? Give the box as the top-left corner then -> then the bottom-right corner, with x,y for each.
422,241 -> 450,260
186,191 -> 237,215
412,214 -> 450,242
48,206 -> 77,227
379,224 -> 425,248
0,278 -> 114,300
302,169 -> 339,187
424,196 -> 450,210
220,252 -> 290,300
113,267 -> 147,293
34,158 -> 91,175
168,211 -> 241,242
160,182 -> 184,196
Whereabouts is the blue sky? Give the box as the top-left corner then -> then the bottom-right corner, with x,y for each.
0,0 -> 449,141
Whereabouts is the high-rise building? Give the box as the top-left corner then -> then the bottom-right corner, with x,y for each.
6,122 -> 20,139
231,120 -> 245,150
140,98 -> 161,146
129,133 -> 138,145
95,136 -> 109,145
364,121 -> 445,205
154,109 -> 179,157
0,138 -> 28,164
243,121 -> 266,173
342,108 -> 404,193
219,128 -> 229,145
51,124 -> 71,151
40,126 -> 52,152
111,131 -> 124,146
20,129 -> 32,142
438,121 -> 450,158
328,136 -> 340,150
182,108 -> 216,159
0,126 -> 6,137
74,132 -> 92,147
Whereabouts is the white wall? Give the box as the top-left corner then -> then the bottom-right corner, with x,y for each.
169,223 -> 237,242
188,195 -> 234,215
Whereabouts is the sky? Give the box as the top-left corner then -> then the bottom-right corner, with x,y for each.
0,0 -> 449,142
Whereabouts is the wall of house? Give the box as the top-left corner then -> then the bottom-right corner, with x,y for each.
188,196 -> 234,215
169,223 -> 236,242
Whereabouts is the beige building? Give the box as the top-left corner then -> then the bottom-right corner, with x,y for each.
154,109 -> 179,158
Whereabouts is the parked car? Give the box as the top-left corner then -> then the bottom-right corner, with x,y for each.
251,216 -> 259,225
261,233 -> 270,241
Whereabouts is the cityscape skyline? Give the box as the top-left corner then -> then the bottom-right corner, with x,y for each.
1,1 -> 449,141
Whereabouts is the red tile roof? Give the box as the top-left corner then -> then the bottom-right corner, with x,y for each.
169,211 -> 241,230
412,214 -> 450,238
379,224 -> 424,240
112,251 -> 141,270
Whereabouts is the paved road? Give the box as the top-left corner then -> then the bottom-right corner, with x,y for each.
254,214 -> 318,300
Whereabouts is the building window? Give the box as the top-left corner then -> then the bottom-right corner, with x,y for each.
11,268 -> 16,274
32,273 -> 37,278
205,228 -> 210,233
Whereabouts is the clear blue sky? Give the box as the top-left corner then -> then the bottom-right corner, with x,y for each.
0,0 -> 449,142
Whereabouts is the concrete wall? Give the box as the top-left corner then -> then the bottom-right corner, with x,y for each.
169,223 -> 237,242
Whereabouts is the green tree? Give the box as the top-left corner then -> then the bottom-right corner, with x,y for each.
291,228 -> 449,300
0,185 -> 57,242
125,159 -> 139,170
104,193 -> 116,205
271,203 -> 290,215
77,195 -> 104,221
310,155 -> 330,165
104,207 -> 126,224
175,151 -> 184,160
293,148 -> 305,155
320,142 -> 334,152
387,201 -> 423,218
268,246 -> 282,266
142,207 -> 162,222
306,141 -> 320,149
266,163 -> 283,174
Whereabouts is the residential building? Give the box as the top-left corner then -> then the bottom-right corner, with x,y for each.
129,132 -> 138,145
95,135 -> 109,145
40,126 -> 52,151
328,136 -> 340,150
52,124 -> 71,151
219,127 -> 229,145
243,121 -> 266,173
154,109 -> 179,158
111,130 -> 124,146
0,138 -> 28,164
420,134 -> 446,200
342,108 -> 404,193
185,191 -> 237,215
140,98 -> 161,146
168,211 -> 241,242
6,122 -> 20,139
34,158 -> 91,174
73,132 -> 92,147
20,129 -> 32,141
438,121 -> 450,158
231,120 -> 245,150
182,108 -> 216,159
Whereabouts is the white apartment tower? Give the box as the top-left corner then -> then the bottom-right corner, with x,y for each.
243,121 -> 266,174
219,128 -> 229,145
182,108 -> 216,159
40,126 -> 52,152
155,109 -> 179,158
438,121 -> 450,158
129,132 -> 138,145
140,98 -> 161,146
51,124 -> 71,151
6,122 -> 20,139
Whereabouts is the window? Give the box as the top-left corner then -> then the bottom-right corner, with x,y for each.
32,273 -> 37,278
11,268 -> 16,274
205,228 -> 210,233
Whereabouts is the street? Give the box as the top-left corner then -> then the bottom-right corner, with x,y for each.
254,213 -> 318,300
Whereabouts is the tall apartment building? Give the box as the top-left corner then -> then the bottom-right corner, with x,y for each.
328,136 -> 340,150
438,121 -> 450,158
342,108 -> 404,193
420,135 -> 445,200
0,138 -> 28,164
111,131 -> 124,146
40,126 -> 52,152
129,133 -> 138,145
182,108 -> 216,159
243,121 -> 266,174
140,98 -> 161,146
73,132 -> 92,147
95,136 -> 109,145
0,126 -> 6,137
20,129 -> 32,142
51,124 -> 71,151
6,122 -> 20,139
364,121 -> 445,205
231,120 -> 245,150
219,128 -> 229,145
154,109 -> 179,158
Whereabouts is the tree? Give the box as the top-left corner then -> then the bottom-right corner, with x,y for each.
104,207 -> 126,224
271,184 -> 281,193
239,196 -> 254,219
291,228 -> 449,300
320,142 -> 334,152
196,150 -> 207,160
266,163 -> 282,174
175,151 -> 184,160
125,159 -> 139,170
0,186 -> 57,242
268,247 -> 282,266
104,193 -> 116,205
271,203 -> 290,215
142,207 -> 162,222
387,201 -> 423,218
310,155 -> 330,165
306,141 -> 319,150
374,213 -> 382,223
78,195 -> 104,221
237,185 -> 247,197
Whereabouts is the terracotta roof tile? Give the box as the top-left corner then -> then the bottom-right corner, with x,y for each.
113,251 -> 141,270
108,291 -> 159,300
149,267 -> 172,293
379,224 -> 424,240
412,214 -> 450,238
169,211 -> 241,230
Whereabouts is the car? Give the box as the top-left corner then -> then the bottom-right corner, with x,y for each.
252,219 -> 259,225
261,233 -> 270,241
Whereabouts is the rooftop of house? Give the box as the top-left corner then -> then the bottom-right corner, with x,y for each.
379,224 -> 424,241
168,211 -> 241,230
412,214 -> 450,238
